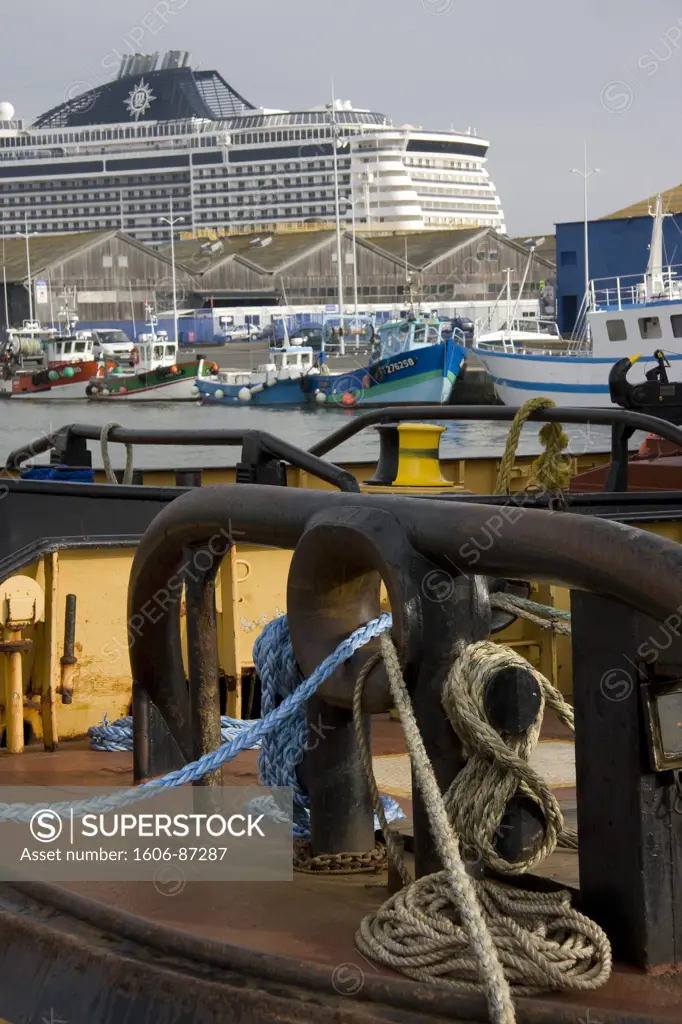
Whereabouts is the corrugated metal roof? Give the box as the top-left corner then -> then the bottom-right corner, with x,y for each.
362,229 -> 486,270
601,186 -> 682,220
170,231 -> 337,275
170,227 -> 557,278
0,231 -> 119,282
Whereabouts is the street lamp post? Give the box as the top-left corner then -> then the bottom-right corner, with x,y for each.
339,192 -> 359,321
1,222 -> 9,330
158,197 -> 184,346
329,85 -> 345,347
571,142 -> 600,313
16,214 -> 37,330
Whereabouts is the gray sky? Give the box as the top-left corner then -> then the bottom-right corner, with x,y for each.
3,0 -> 682,235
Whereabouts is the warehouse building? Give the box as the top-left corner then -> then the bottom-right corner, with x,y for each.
556,186 -> 682,334
0,229 -> 194,328
168,227 -> 554,314
0,225 -> 555,332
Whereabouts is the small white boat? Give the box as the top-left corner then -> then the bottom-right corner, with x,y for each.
86,332 -> 212,401
86,307 -> 214,401
473,196 -> 682,406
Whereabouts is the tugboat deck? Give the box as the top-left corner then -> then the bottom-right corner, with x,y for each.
4,716 -> 678,1023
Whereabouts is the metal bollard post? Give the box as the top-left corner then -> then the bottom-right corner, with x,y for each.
287,507 -> 547,876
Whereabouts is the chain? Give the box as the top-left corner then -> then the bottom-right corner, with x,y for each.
293,838 -> 387,875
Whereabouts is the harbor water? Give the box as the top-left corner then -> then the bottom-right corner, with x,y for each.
0,401 -> 618,471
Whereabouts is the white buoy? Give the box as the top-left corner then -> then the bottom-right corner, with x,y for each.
190,386 -> 200,396
315,391 -> 327,404
214,389 -> 224,400
265,373 -> 277,388
250,383 -> 265,394
101,388 -> 110,396
238,387 -> 252,402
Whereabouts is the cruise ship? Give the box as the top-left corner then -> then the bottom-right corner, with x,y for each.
0,51 -> 506,246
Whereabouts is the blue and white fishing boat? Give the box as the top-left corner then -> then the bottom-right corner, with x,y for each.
194,316 -> 467,407
473,196 -> 682,406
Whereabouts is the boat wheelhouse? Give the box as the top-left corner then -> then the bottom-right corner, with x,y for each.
87,330 -> 211,400
472,196 -> 682,407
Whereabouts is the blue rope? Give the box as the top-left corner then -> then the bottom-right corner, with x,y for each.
89,715 -> 263,752
0,614 -> 395,825
253,615 -> 404,837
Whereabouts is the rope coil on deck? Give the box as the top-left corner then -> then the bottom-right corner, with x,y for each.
442,641 -> 576,870
353,634 -> 610,1024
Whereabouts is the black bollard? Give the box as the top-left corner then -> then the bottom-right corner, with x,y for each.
306,694 -> 375,855
183,543 -> 225,788
572,591 -> 682,969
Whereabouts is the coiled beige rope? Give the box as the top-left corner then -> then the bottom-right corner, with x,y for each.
354,635 -> 610,1024
494,397 -> 572,496
443,641 -> 576,871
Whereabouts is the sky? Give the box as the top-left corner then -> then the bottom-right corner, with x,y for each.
2,0 -> 682,236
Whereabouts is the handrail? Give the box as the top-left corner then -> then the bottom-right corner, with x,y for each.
7,406 -> 682,474
306,405 -> 682,457
4,424 -> 360,494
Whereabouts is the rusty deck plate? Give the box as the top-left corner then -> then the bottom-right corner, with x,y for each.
0,720 -> 679,1022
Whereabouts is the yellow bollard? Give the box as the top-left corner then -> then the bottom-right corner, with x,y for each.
393,424 -> 452,488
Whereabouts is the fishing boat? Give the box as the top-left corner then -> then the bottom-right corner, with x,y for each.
86,310 -> 216,401
197,316 -> 467,407
474,195 -> 682,406
0,322 -> 101,399
3,394 -> 682,1023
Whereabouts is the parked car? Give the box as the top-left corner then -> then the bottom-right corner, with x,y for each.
256,323 -> 277,342
91,329 -> 135,361
288,326 -> 324,349
450,317 -> 475,344
224,323 -> 260,341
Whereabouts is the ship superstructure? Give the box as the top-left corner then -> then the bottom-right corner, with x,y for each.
0,51 -> 505,245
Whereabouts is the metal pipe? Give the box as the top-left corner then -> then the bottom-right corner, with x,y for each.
58,594 -> 77,705
4,629 -> 24,753
5,426 -> 360,492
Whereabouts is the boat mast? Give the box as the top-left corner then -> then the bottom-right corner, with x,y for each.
330,82 -> 345,343
510,243 -> 536,325
645,194 -> 664,300
505,267 -> 512,332
279,278 -> 291,350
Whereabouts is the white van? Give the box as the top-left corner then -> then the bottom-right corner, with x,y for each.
91,329 -> 135,361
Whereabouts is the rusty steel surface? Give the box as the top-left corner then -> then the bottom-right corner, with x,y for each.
126,483 -> 682,763
0,878 -> 679,1024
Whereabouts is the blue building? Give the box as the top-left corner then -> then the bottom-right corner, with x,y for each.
556,212 -> 682,333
